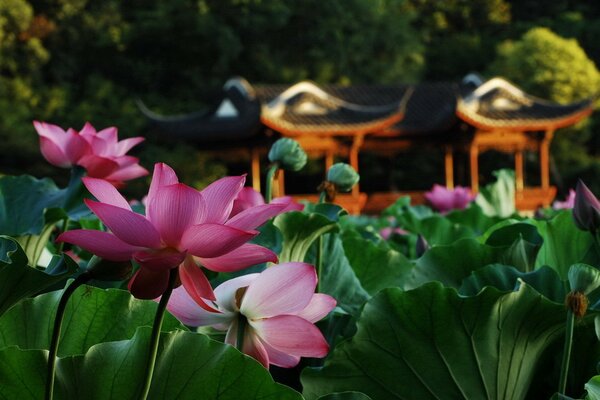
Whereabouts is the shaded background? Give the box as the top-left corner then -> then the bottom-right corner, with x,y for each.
2,0 -> 600,197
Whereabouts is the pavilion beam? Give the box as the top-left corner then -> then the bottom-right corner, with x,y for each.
444,145 -> 454,189
469,142 -> 479,193
251,148 -> 261,192
350,134 -> 365,197
515,149 -> 524,193
540,130 -> 554,190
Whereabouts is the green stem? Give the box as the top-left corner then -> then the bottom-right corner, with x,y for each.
558,310 -> 576,395
265,164 -> 279,203
138,268 -> 178,400
56,217 -> 70,254
236,313 -> 247,350
45,272 -> 92,400
316,190 -> 326,292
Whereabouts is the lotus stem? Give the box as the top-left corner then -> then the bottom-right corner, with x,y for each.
45,272 -> 92,400
316,190 -> 326,292
265,164 -> 279,203
56,217 -> 70,254
558,309 -> 576,395
138,268 -> 178,400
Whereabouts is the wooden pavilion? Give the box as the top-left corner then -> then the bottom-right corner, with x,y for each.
139,76 -> 594,214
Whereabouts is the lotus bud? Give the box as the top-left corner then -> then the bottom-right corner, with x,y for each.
573,180 -> 600,234
268,138 -> 307,172
327,163 -> 360,193
568,263 -> 600,295
415,234 -> 429,258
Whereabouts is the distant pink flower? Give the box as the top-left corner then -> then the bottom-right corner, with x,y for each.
552,189 -> 576,210
33,121 -> 147,186
424,184 -> 476,213
58,163 -> 286,303
166,262 -> 336,368
230,187 -> 303,217
379,227 -> 409,240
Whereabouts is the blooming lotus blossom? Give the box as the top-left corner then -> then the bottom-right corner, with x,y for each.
573,180 -> 600,234
58,163 -> 287,303
552,189 -> 576,210
230,187 -> 303,217
166,262 -> 336,368
424,184 -> 476,213
34,121 -> 147,186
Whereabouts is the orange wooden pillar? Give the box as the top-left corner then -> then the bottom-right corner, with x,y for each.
251,148 -> 261,191
540,130 -> 554,190
514,149 -> 524,193
349,134 -> 365,197
469,142 -> 479,193
444,145 -> 454,189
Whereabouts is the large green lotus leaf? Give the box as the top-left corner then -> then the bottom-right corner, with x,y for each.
0,236 -> 77,317
586,376 -> 600,399
0,284 -> 184,356
445,204 -> 503,236
0,328 -> 302,400
274,211 -> 339,263
411,215 -> 476,245
534,211 -> 600,279
405,237 -> 506,289
302,282 -> 568,400
0,175 -> 66,236
317,392 -> 373,400
341,230 -> 413,294
320,234 -> 370,316
484,221 -> 543,247
459,264 -> 566,302
475,169 -> 516,218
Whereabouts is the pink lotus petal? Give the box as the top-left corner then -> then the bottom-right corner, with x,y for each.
231,187 -> 265,217
147,183 -> 207,247
147,163 -> 179,208
104,163 -> 149,183
96,126 -> 118,144
180,223 -> 257,259
198,244 -> 277,273
39,137 -> 70,167
250,315 -> 329,358
224,318 -> 239,348
180,256 -> 217,304
84,199 -> 161,247
78,154 -> 120,179
82,177 -> 131,210
115,137 -> 145,156
34,121 -> 68,147
271,196 -> 304,212
57,230 -> 139,261
128,267 -> 170,300
212,273 -> 259,312
295,293 -> 337,323
242,326 -> 270,368
132,249 -> 186,271
240,262 -> 316,319
226,203 -> 286,231
63,129 -> 91,164
200,176 -> 246,224
167,286 -> 234,326
261,340 -> 301,368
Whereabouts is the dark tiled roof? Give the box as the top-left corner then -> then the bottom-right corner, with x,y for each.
258,81 -> 408,135
456,78 -> 594,131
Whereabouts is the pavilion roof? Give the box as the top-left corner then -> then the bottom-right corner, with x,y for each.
455,78 -> 594,131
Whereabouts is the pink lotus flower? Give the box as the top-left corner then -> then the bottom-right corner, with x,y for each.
34,121 -> 147,186
58,163 -> 287,303
230,187 -> 303,217
552,189 -> 576,210
166,262 -> 336,368
379,227 -> 409,240
424,184 -> 476,213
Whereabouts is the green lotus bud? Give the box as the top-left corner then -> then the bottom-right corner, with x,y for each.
327,163 -> 360,193
568,263 -> 600,295
268,138 -> 307,172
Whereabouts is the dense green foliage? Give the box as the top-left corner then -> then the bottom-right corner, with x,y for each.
1,0 -> 600,193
